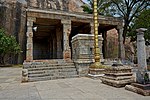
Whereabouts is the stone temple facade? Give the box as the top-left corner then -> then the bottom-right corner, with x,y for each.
0,0 -> 125,79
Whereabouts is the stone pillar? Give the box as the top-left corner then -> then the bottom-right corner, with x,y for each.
102,30 -> 107,58
117,26 -> 125,60
26,17 -> 36,62
90,22 -> 94,34
56,27 -> 63,58
136,28 -> 147,71
61,19 -> 71,61
136,28 -> 148,84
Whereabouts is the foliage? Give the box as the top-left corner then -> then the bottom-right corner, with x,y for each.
82,0 -> 150,43
109,0 -> 150,43
128,9 -> 150,44
81,0 -> 112,16
0,29 -> 20,64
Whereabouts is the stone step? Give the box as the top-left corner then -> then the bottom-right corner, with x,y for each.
27,66 -> 76,71
28,75 -> 79,82
101,75 -> 133,80
28,71 -> 77,77
101,77 -> 135,88
28,68 -> 77,74
23,61 -> 78,82
24,63 -> 75,68
105,73 -> 133,77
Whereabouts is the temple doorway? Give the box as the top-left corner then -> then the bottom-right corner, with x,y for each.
33,18 -> 63,60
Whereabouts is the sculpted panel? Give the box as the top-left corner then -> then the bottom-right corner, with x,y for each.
26,0 -> 83,12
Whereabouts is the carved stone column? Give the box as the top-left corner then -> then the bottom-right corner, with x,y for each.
117,26 -> 125,60
56,27 -> 63,58
26,17 -> 36,62
61,19 -> 71,61
90,22 -> 94,34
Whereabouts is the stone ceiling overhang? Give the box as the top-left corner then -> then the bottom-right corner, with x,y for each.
27,8 -> 123,29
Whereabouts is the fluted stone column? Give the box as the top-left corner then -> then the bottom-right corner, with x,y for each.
26,17 -> 36,62
117,26 -> 125,60
61,19 -> 71,61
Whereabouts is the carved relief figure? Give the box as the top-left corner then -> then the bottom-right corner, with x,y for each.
46,0 -> 61,10
62,0 -> 69,11
37,0 -> 45,9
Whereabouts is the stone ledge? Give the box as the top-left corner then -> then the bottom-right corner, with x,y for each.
89,68 -> 106,75
125,84 -> 150,96
105,73 -> 133,76
88,74 -> 104,79
101,77 -> 134,88
101,75 -> 134,81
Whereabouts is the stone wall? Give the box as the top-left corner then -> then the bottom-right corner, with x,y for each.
71,34 -> 103,76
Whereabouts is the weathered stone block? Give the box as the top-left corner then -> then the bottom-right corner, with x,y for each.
22,69 -> 28,82
125,83 -> 150,96
101,66 -> 134,87
71,34 -> 103,76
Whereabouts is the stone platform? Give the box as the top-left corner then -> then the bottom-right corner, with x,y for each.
101,66 -> 134,87
22,59 -> 78,82
88,68 -> 105,79
125,83 -> 150,96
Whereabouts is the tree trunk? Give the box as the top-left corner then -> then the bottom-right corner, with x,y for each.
0,54 -> 5,65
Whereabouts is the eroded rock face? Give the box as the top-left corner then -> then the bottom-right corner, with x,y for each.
26,0 -> 83,12
68,0 -> 83,12
0,0 -> 27,64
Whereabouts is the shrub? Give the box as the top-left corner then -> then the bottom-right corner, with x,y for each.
0,29 -> 20,64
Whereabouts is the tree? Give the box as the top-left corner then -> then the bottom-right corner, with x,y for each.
0,29 -> 20,64
128,9 -> 150,45
108,0 -> 150,43
82,0 -> 150,43
81,0 -> 111,15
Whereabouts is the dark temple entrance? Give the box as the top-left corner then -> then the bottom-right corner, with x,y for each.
33,18 -> 63,60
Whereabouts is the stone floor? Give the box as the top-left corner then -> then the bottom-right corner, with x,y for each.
0,67 -> 150,100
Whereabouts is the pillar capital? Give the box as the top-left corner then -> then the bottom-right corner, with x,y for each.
61,19 -> 71,25
27,17 -> 36,22
136,28 -> 147,35
27,17 -> 36,27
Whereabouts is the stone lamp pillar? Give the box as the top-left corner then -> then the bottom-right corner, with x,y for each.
125,28 -> 150,96
136,28 -> 148,83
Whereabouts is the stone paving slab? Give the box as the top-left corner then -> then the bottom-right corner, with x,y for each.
0,67 -> 150,100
